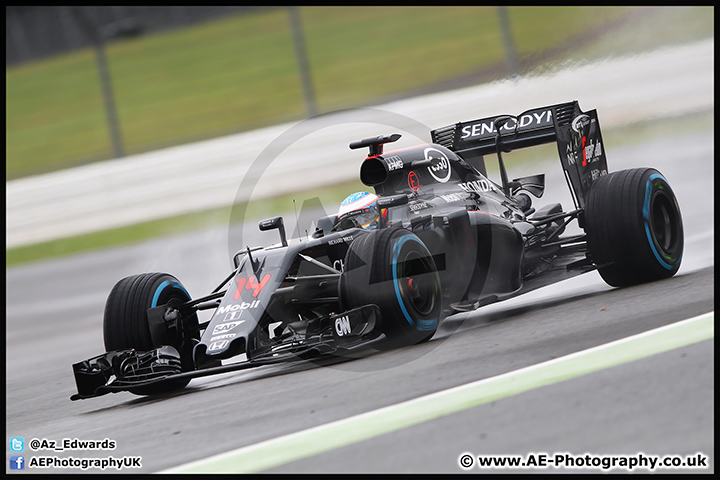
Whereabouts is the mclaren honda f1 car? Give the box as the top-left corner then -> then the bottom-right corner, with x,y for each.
71,100 -> 683,400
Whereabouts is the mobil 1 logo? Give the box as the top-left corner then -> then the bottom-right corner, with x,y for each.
217,300 -> 260,322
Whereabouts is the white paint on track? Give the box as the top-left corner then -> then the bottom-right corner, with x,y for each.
6,40 -> 713,248
160,312 -> 714,474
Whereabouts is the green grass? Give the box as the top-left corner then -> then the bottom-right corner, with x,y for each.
6,6 -> 713,267
568,6 -> 715,62
6,6 -> 655,179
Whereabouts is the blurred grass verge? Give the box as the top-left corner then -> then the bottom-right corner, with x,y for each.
5,6 -> 713,267
6,179 -> 364,267
6,110 -> 712,268
9,6 -> 712,180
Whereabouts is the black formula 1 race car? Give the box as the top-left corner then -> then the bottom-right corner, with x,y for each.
71,100 -> 683,400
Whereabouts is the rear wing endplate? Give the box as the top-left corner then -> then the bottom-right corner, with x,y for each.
431,100 -> 608,209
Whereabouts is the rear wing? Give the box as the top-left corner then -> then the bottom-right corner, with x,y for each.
431,101 -> 608,209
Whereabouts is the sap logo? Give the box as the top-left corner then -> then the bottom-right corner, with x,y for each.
212,321 -> 244,335
458,179 -> 497,194
208,340 -> 229,351
385,155 -> 403,171
334,316 -> 352,336
425,147 -> 451,183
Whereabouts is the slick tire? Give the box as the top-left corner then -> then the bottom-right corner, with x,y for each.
104,273 -> 198,395
340,228 -> 442,349
584,168 -> 683,287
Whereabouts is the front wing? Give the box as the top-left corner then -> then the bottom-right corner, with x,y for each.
71,305 -> 381,400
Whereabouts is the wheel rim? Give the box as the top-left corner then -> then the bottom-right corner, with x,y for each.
650,191 -> 679,254
396,249 -> 438,317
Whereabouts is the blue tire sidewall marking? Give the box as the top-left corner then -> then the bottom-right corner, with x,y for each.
152,279 -> 191,308
392,234 -> 439,332
643,173 -> 678,270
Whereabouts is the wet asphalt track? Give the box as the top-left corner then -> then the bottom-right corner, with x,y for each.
5,129 -> 714,473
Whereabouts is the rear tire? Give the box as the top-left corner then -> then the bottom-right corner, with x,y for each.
103,273 -> 198,395
341,228 -> 442,348
584,168 -> 683,287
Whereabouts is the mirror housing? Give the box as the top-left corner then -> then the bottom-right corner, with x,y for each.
376,194 -> 408,228
376,194 -> 409,209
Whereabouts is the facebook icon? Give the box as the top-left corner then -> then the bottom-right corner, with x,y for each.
10,455 -> 25,470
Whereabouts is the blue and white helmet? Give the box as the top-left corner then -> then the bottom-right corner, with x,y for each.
337,192 -> 379,229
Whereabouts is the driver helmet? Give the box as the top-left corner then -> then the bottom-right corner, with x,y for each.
337,192 -> 380,229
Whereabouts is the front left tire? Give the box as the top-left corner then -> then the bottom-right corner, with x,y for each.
103,272 -> 198,395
